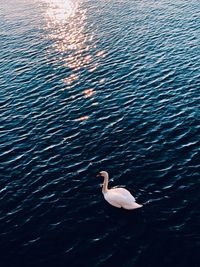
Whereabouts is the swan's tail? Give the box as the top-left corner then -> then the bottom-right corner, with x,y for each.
124,202 -> 143,210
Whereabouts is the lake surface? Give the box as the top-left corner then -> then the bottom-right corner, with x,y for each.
0,0 -> 200,266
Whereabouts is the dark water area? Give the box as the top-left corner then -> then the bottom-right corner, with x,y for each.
0,0 -> 200,266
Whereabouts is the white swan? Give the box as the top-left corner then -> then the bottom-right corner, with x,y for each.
97,171 -> 143,210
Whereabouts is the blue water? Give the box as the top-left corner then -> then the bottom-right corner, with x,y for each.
0,0 -> 200,266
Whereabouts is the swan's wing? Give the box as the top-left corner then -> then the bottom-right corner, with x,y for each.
104,191 -> 125,208
111,188 -> 136,202
104,188 -> 136,208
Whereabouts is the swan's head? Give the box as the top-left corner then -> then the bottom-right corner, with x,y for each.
97,171 -> 108,178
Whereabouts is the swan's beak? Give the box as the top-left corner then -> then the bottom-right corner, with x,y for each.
96,173 -> 101,177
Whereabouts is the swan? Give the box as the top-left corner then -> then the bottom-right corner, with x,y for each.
97,171 -> 143,210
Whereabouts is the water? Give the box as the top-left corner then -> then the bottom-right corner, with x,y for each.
0,0 -> 200,266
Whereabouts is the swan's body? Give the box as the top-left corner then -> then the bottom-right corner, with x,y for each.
97,171 -> 143,210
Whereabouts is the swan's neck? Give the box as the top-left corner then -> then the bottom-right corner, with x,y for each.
102,173 -> 109,194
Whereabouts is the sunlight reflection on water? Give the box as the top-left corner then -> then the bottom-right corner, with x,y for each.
43,0 -> 108,121
45,0 -> 78,24
44,0 -> 94,73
